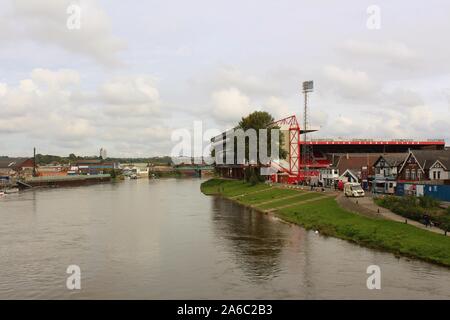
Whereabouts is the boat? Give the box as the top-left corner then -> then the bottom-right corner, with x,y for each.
0,191 -> 5,197
4,188 -> 19,194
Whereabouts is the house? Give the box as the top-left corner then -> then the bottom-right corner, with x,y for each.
319,168 -> 340,187
339,169 -> 360,183
428,152 -> 450,182
332,153 -> 380,189
398,150 -> 450,182
372,153 -> 408,193
0,157 -> 35,177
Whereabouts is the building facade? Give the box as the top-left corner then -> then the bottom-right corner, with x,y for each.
372,153 -> 407,194
0,157 -> 35,178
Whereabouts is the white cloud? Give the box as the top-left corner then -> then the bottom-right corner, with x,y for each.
31,68 -> 80,88
100,76 -> 162,117
261,96 -> 291,120
5,0 -> 124,66
1,1 -> 450,155
323,65 -> 378,100
101,76 -> 159,105
342,40 -> 420,68
384,88 -> 424,108
0,68 -> 174,156
0,83 -> 8,96
211,87 -> 253,123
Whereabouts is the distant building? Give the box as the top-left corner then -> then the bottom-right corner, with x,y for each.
100,148 -> 107,160
397,150 -> 450,182
0,157 -> 35,178
74,159 -> 119,175
372,153 -> 408,194
331,153 -> 379,188
428,152 -> 450,181
37,164 -> 68,177
319,168 -> 340,187
120,163 -> 149,177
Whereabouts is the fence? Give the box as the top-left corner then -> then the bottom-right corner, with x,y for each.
396,182 -> 450,202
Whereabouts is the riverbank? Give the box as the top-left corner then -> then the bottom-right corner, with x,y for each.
201,178 -> 450,267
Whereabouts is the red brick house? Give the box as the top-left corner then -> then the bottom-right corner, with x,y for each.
397,150 -> 450,182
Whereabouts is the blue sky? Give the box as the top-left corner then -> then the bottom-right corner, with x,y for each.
1,0 -> 449,157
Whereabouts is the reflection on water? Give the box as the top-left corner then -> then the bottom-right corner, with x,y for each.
211,197 -> 288,281
0,179 -> 449,299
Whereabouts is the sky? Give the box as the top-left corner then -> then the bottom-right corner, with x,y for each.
1,0 -> 449,157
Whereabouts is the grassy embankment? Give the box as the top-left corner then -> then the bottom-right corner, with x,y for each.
201,178 -> 450,267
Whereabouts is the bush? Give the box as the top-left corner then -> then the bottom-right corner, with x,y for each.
418,196 -> 440,208
433,214 -> 450,231
377,195 -> 450,230
377,195 -> 428,222
439,208 -> 450,231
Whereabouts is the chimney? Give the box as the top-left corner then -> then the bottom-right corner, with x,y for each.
33,147 -> 37,177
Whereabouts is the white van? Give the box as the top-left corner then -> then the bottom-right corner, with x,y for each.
344,182 -> 365,197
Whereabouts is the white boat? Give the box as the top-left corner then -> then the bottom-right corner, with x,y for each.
0,191 -> 5,196
4,188 -> 19,194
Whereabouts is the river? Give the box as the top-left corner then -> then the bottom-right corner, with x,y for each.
0,178 -> 449,299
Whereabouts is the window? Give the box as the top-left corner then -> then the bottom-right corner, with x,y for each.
438,171 -> 441,180
433,171 -> 436,180
405,169 -> 410,180
411,169 -> 416,180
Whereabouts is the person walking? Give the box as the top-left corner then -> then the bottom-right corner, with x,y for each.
423,214 -> 431,228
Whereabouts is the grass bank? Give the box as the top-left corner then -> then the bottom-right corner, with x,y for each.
201,178 -> 450,267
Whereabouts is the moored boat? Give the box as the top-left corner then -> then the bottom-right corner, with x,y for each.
4,188 -> 19,194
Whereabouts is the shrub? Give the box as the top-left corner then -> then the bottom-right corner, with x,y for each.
436,215 -> 450,231
377,195 -> 429,222
418,196 -> 440,208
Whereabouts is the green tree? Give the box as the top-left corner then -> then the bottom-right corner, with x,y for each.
237,111 -> 288,160
236,111 -> 287,182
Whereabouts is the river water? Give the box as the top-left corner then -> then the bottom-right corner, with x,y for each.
0,178 -> 449,299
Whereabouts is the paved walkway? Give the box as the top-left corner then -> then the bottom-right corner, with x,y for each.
338,194 -> 449,236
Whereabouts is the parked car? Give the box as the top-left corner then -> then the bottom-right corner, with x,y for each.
344,182 -> 365,197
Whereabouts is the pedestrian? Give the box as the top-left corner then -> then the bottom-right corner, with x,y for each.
423,214 -> 430,228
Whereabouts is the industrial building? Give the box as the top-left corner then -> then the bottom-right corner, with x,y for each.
72,159 -> 119,175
